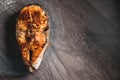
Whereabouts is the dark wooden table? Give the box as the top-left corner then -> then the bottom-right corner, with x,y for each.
0,0 -> 120,80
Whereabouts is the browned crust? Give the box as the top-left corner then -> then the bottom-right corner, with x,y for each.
16,5 -> 49,71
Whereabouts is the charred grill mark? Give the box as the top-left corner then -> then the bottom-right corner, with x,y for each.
44,26 -> 49,32
27,23 -> 34,28
32,11 -> 40,19
41,43 -> 45,48
32,11 -> 41,26
19,10 -> 30,21
26,37 -> 31,42
29,50 -> 33,62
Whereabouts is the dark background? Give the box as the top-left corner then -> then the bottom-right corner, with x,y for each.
0,0 -> 120,80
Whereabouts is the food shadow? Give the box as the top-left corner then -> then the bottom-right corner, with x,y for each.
5,13 -> 29,74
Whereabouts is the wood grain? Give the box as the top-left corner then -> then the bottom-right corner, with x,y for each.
0,0 -> 120,80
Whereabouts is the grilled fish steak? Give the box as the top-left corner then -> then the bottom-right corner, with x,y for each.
16,5 -> 49,72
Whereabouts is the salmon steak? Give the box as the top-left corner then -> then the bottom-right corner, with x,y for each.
16,5 -> 49,72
